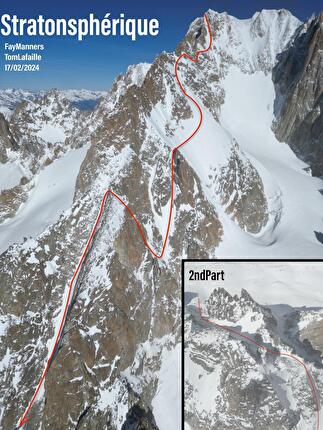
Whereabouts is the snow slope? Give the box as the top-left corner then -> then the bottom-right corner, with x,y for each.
0,162 -> 24,192
0,144 -> 89,254
176,64 -> 323,258
218,67 -> 323,257
152,343 -> 181,430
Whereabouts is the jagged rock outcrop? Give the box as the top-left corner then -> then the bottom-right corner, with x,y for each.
273,13 -> 323,176
0,113 -> 17,162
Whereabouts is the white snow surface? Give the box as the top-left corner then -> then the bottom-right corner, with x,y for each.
152,343 -> 181,430
126,63 -> 151,87
36,123 -> 66,144
0,144 -> 89,254
44,257 -> 59,276
0,162 -> 24,191
206,9 -> 301,72
176,65 -> 323,258
219,67 -> 323,257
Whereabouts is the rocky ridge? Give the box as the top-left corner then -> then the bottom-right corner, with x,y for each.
0,8 -> 322,430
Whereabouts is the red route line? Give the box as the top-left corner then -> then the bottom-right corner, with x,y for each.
17,13 -> 213,429
196,298 -> 321,430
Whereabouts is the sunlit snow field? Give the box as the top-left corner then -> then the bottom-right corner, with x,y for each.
0,144 -> 89,254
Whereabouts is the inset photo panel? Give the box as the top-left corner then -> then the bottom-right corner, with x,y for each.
182,260 -> 323,430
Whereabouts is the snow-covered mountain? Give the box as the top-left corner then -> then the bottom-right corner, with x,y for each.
0,88 -> 34,119
0,88 -> 105,119
0,8 -> 322,430
185,287 -> 323,429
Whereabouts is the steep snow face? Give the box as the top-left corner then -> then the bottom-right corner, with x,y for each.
151,343 -> 181,430
207,9 -> 301,72
171,8 -> 322,256
217,66 -> 323,256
